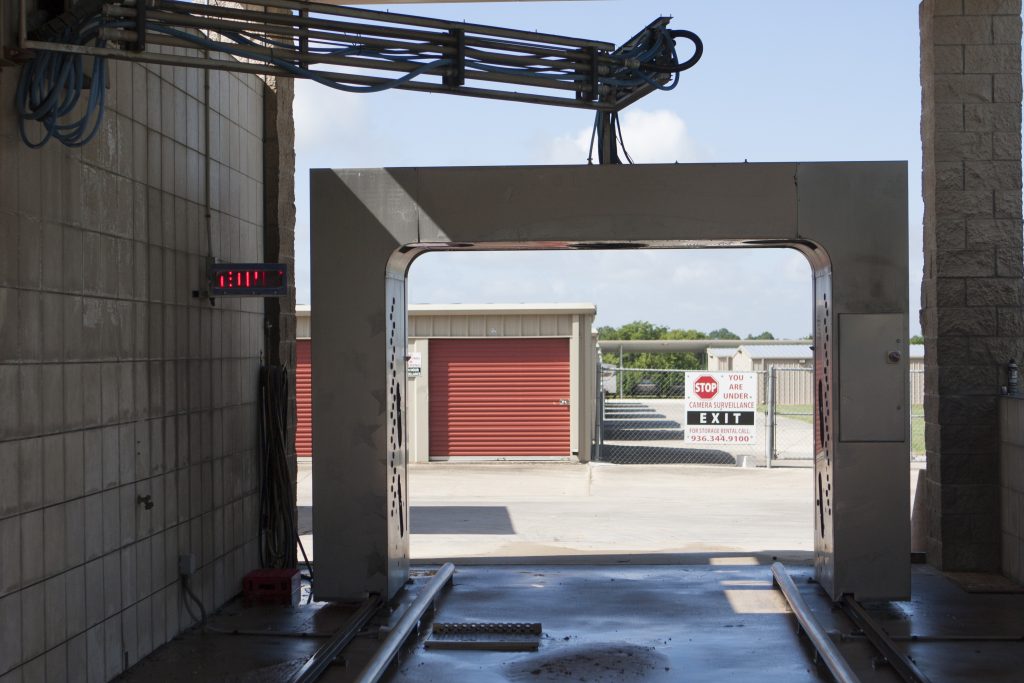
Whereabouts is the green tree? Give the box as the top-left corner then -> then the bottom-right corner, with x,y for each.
598,322 -> 705,371
707,327 -> 740,340
616,320 -> 669,340
746,331 -> 775,340
909,335 -> 924,345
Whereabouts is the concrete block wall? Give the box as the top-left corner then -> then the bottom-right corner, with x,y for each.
0,48 -> 271,681
920,0 -> 1023,571
1000,397 -> 1024,582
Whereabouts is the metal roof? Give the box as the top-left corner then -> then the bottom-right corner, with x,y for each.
707,347 -> 739,357
738,344 -> 813,360
597,339 -> 807,353
409,303 -> 597,316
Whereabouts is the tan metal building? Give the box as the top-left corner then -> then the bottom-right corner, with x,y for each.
295,304 -> 599,462
407,304 -> 598,463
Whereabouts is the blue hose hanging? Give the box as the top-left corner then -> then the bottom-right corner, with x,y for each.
16,18 -> 108,148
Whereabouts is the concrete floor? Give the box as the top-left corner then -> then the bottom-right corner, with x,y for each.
299,461 -> 919,564
117,462 -> 1017,682
116,561 -> 1024,683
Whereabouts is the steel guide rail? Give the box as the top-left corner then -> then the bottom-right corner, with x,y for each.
353,563 -> 456,683
15,0 -> 690,111
840,595 -> 933,683
773,563 -> 937,683
288,596 -> 382,683
771,563 -> 862,683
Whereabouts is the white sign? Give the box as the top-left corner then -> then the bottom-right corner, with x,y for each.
683,372 -> 758,445
407,352 -> 422,377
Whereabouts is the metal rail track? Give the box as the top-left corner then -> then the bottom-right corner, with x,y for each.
772,563 -> 934,683
290,563 -> 455,683
289,596 -> 382,683
839,595 -> 933,683
354,563 -> 455,683
771,563 -> 861,683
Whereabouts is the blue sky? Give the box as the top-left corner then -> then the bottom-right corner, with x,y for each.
294,1 -> 923,338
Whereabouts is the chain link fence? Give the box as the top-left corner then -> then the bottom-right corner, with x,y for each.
767,368 -> 814,463
910,369 -> 925,462
595,366 -> 926,466
597,368 -> 768,466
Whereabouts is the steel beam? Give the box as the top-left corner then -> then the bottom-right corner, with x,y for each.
310,162 -> 911,603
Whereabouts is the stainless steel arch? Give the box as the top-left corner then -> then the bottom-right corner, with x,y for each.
310,162 -> 910,602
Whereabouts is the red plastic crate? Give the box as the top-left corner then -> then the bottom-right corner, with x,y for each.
243,568 -> 301,606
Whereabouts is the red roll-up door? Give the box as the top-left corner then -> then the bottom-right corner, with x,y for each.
296,339 -> 313,457
429,338 -> 570,458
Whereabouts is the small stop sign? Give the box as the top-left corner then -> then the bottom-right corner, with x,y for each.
693,375 -> 719,399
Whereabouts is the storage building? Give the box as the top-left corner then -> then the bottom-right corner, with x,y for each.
294,303 -> 599,461
407,304 -> 599,462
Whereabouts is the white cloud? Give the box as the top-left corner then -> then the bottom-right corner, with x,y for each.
618,109 -> 704,163
293,80 -> 369,155
544,126 -> 596,165
541,109 -> 704,165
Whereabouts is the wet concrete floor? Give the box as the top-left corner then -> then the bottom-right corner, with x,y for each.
116,560 -> 1024,683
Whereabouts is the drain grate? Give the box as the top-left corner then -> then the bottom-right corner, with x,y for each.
426,623 -> 543,651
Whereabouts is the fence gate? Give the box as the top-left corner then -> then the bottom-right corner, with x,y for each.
598,366 -> 925,466
763,366 -> 923,464
767,367 -> 814,463
597,368 -> 768,466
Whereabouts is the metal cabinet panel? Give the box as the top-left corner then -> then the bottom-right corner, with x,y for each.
838,314 -> 907,442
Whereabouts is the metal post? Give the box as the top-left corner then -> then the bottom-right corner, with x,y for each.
765,366 -> 776,468
594,357 -> 603,462
597,111 -> 620,165
618,347 -> 623,399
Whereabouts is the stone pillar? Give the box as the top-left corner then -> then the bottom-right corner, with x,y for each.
262,75 -> 297,565
921,0 -> 1023,571
262,75 -> 296,375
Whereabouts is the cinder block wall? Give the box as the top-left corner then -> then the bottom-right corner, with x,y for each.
920,0 -> 1023,571
1000,397 -> 1024,581
0,50 -> 280,680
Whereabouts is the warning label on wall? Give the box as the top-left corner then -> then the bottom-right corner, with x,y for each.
683,372 -> 758,445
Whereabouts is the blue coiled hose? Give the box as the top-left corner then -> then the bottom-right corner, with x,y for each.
16,21 -> 108,148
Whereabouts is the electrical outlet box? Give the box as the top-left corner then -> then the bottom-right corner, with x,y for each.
178,553 -> 197,577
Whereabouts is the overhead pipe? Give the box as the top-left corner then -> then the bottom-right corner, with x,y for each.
120,2 -> 614,72
191,0 -> 617,50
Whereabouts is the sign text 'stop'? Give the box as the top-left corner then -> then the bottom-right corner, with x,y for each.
693,375 -> 719,400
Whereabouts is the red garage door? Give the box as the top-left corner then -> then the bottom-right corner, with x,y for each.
429,338 -> 570,458
296,339 -> 312,457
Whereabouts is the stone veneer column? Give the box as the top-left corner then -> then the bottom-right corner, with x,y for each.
262,74 -> 297,566
921,0 -> 1023,571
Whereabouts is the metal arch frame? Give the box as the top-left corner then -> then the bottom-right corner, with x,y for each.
310,161 -> 911,603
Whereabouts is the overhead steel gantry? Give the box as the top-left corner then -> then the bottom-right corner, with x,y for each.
8,0 -> 702,157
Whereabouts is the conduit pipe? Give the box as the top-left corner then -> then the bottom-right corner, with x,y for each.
771,563 -> 861,683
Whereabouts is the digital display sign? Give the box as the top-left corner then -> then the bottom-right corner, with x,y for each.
208,263 -> 288,296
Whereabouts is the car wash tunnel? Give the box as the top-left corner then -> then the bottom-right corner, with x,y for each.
2,1 -> 1024,682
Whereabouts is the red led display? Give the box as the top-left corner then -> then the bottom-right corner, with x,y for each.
208,263 -> 288,296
